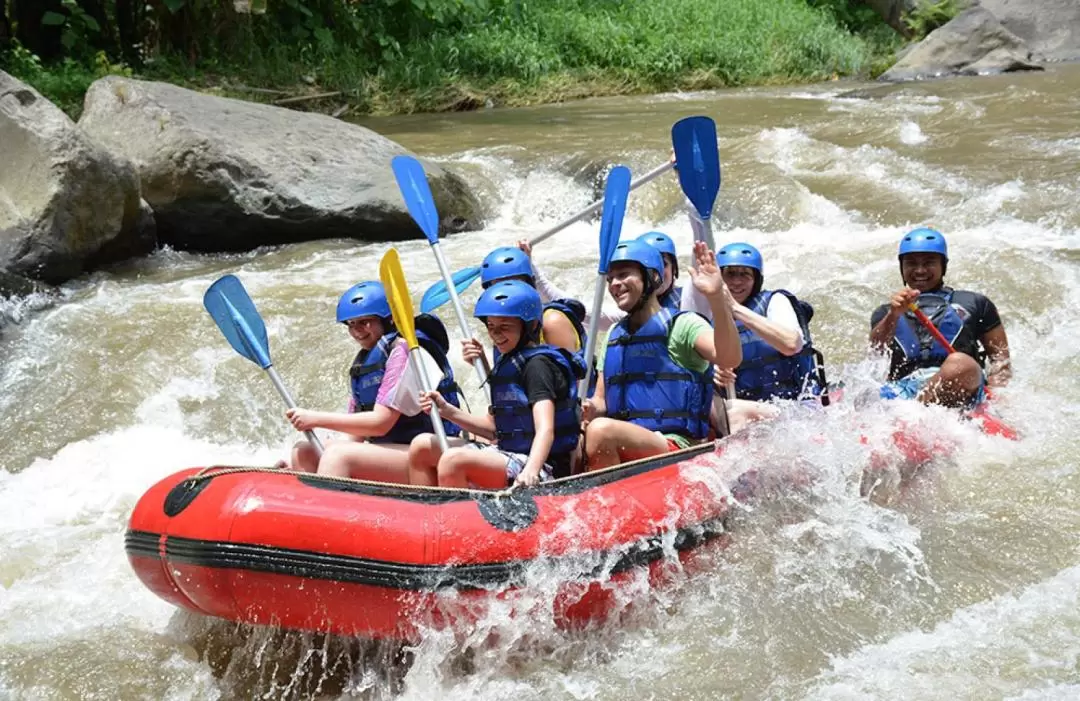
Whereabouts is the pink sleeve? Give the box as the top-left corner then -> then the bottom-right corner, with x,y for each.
375,340 -> 410,407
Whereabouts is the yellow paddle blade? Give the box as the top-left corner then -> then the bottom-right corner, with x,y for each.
378,248 -> 418,351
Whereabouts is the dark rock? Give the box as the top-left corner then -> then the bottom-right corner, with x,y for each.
77,77 -> 484,253
880,6 -> 1042,82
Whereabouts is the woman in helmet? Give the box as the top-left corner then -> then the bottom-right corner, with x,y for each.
713,241 -> 824,403
284,281 -> 462,480
516,230 -> 685,333
408,280 -> 585,488
583,240 -> 742,470
870,227 -> 1010,407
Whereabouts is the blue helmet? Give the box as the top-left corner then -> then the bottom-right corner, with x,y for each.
636,231 -> 677,259
716,242 -> 763,273
474,280 -> 542,323
609,240 -> 664,281
637,231 -> 679,278
481,247 -> 533,287
898,227 -> 948,261
336,281 -> 391,323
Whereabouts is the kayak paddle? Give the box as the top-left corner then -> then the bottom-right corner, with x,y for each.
391,155 -> 490,398
420,265 -> 483,314
380,248 -> 450,452
580,164 -> 632,396
203,274 -> 324,455
671,116 -> 721,250
419,159 -> 676,314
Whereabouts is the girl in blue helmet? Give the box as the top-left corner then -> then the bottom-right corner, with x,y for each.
408,280 -> 585,487
870,227 -> 1011,407
283,281 -> 461,480
475,246 -> 585,358
583,240 -> 742,470
714,241 -> 825,404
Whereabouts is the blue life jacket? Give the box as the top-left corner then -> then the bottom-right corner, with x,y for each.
892,287 -> 983,378
349,324 -> 462,444
488,345 -> 583,457
603,308 -> 714,439
659,285 -> 682,313
735,289 -> 823,402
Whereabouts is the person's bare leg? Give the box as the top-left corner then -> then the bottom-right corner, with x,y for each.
725,399 -> 781,435
919,354 -> 982,407
584,418 -> 671,470
408,435 -> 470,486
288,440 -> 320,473
316,441 -> 411,482
436,447 -> 508,489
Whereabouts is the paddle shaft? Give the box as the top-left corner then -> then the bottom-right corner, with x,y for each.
266,365 -> 325,455
907,303 -> 956,354
691,213 -> 716,251
407,347 -> 449,451
430,241 -> 491,397
579,277 -> 607,395
529,161 -> 675,247
908,302 -> 997,401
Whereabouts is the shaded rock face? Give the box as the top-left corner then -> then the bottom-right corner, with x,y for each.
0,71 -> 150,284
77,77 -> 484,253
979,0 -> 1080,62
881,6 -> 1042,81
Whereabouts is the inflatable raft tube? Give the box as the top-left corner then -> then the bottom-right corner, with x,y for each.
125,441 -> 738,641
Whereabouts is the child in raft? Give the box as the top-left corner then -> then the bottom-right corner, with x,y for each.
407,280 -> 585,488
283,281 -> 462,481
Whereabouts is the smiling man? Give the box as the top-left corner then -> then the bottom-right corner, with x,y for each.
870,228 -> 1012,407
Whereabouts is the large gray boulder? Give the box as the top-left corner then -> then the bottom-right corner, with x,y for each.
0,71 -> 151,284
77,77 -> 484,252
881,6 -> 1042,81
978,0 -> 1080,62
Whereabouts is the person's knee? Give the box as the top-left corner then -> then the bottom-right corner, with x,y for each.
940,354 -> 982,390
409,433 -> 435,463
436,447 -> 471,479
585,419 -> 622,455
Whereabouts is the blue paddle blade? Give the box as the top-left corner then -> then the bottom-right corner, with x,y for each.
203,275 -> 273,369
391,155 -> 440,244
597,165 -> 632,274
672,116 -> 721,220
420,265 -> 483,314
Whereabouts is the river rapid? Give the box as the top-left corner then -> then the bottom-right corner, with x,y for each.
2,64 -> 1079,700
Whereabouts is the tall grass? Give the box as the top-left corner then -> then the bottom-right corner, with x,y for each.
5,0 -> 899,116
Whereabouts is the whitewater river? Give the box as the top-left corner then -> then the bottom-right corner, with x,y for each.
2,64 -> 1079,700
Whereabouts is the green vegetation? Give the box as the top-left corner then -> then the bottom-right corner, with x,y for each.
903,0 -> 963,40
0,0 -> 902,118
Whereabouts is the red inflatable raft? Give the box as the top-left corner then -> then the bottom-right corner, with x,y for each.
125,442 -> 740,642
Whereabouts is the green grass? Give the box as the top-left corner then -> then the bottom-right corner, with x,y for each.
3,0 -> 902,118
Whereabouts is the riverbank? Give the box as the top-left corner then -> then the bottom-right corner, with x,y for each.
1,0 -> 901,119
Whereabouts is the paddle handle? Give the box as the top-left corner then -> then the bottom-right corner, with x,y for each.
725,381 -> 736,400
579,275 -> 607,396
530,161 -> 675,247
430,241 -> 491,397
407,348 -> 449,452
266,366 -> 325,456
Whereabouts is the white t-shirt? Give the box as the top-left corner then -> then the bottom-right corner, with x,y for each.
763,293 -> 805,352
